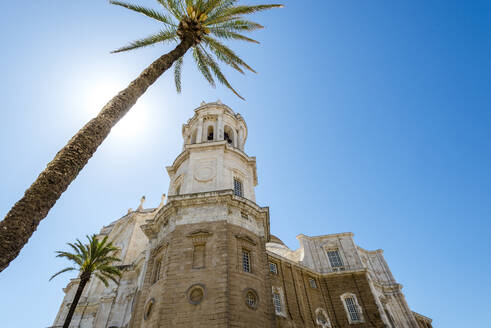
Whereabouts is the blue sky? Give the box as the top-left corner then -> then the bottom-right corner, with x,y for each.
1,1 -> 490,327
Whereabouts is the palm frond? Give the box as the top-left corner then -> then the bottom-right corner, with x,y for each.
49,267 -> 77,281
110,1 -> 177,26
193,46 -> 216,87
205,3 -> 281,25
55,251 -> 84,266
111,29 -> 178,53
95,273 -> 110,287
200,46 -> 244,99
156,0 -> 184,19
203,36 -> 255,73
221,4 -> 283,16
174,56 -> 184,93
98,271 -> 121,285
209,29 -> 259,44
211,19 -> 263,31
205,0 -> 237,18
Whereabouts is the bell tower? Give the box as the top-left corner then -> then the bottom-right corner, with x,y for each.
132,101 -> 273,328
166,101 -> 257,201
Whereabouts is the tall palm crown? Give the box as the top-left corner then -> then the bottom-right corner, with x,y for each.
111,0 -> 283,99
50,234 -> 122,285
50,235 -> 122,328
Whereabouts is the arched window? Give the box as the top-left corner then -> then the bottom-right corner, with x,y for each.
191,129 -> 197,144
224,125 -> 233,145
207,125 -> 214,141
175,184 -> 181,195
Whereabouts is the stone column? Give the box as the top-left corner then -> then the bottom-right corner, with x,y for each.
238,129 -> 244,150
197,118 -> 203,143
217,115 -> 223,141
233,129 -> 238,148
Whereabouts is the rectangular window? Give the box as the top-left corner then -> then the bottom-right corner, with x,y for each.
327,249 -> 344,268
234,178 -> 243,197
273,292 -> 282,314
345,297 -> 361,322
269,262 -> 278,274
308,277 -> 317,288
242,249 -> 251,273
241,211 -> 249,220
192,244 -> 205,269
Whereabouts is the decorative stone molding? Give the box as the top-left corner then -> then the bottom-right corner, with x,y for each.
235,234 -> 257,246
272,286 -> 287,317
186,283 -> 206,305
150,241 -> 169,256
186,230 -> 213,245
243,288 -> 259,310
315,308 -> 331,328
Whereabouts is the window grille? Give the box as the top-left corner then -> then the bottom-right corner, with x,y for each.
345,297 -> 361,322
327,250 -> 343,268
234,178 -> 243,197
269,262 -> 278,274
242,250 -> 251,273
309,277 -> 317,288
273,292 -> 282,314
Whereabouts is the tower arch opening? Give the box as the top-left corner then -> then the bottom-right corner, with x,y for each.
224,125 -> 234,145
207,125 -> 214,141
191,129 -> 197,144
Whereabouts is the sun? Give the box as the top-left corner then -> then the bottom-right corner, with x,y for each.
83,80 -> 149,140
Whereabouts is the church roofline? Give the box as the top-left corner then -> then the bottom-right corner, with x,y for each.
296,232 -> 355,239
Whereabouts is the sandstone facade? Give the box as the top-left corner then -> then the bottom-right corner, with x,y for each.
51,102 -> 433,328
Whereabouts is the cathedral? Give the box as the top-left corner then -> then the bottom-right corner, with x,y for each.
51,102 -> 433,328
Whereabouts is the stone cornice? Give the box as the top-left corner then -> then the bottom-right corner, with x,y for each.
412,311 -> 433,323
357,246 -> 384,255
297,232 -> 354,240
235,234 -> 257,246
142,189 -> 270,241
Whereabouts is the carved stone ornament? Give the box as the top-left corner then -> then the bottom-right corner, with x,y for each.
235,234 -> 257,246
186,230 -> 212,244
187,283 -> 206,305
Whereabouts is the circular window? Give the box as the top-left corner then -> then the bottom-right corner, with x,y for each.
243,288 -> 259,310
144,298 -> 155,320
187,284 -> 206,305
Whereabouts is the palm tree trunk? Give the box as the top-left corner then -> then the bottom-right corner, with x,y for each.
63,273 -> 90,328
0,37 -> 195,273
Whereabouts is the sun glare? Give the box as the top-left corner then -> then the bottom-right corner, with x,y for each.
83,81 -> 149,140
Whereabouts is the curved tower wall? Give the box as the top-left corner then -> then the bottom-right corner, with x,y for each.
166,102 -> 257,202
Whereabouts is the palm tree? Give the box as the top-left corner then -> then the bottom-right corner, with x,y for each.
0,0 -> 282,272
50,234 -> 122,328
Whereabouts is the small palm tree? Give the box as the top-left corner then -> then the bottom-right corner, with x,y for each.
0,0 -> 282,272
50,235 -> 122,328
